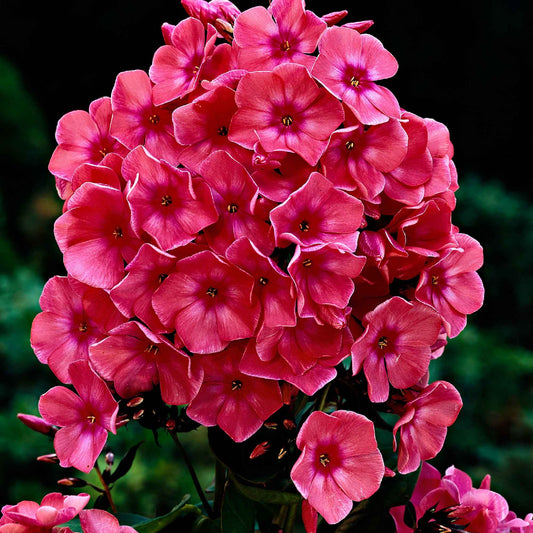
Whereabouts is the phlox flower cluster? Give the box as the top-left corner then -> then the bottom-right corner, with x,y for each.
390,463 -> 533,533
0,492 -> 135,533
23,0 -> 491,528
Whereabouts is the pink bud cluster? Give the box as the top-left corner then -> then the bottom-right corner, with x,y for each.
31,0 -> 486,526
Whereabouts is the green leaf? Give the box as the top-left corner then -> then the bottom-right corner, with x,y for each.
133,495 -> 201,533
221,481 -> 255,533
108,441 -> 144,483
191,516 -> 222,533
231,474 -> 301,506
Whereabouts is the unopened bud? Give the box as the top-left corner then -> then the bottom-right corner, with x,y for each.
249,441 -> 270,459
282,419 -> 296,431
37,453 -> 59,464
384,467 -> 396,478
116,415 -> 130,428
166,419 -> 176,431
57,477 -> 87,488
105,452 -> 114,467
263,422 -> 278,430
126,396 -> 144,408
132,409 -> 145,420
17,413 -> 56,436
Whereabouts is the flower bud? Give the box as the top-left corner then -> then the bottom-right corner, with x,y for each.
37,453 -> 59,464
57,477 -> 87,487
17,413 -> 57,436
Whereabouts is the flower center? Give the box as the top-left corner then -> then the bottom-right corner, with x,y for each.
319,453 -> 330,467
231,379 -> 243,390
112,226 -> 123,239
345,140 -> 355,150
281,40 -> 291,51
299,220 -> 310,232
144,344 -> 159,355
217,126 -> 228,136
378,336 -> 388,349
281,115 -> 293,127
227,203 -> 239,213
258,276 -> 269,285
350,76 -> 360,87
78,322 -> 88,333
149,114 -> 160,125
431,275 -> 439,285
158,273 -> 168,284
86,415 -> 96,424
99,147 -> 109,158
206,287 -> 218,297
161,194 -> 173,206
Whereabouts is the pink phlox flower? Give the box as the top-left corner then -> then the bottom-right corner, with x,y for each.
320,118 -> 408,201
233,0 -> 326,71
291,410 -> 384,525
226,237 -> 297,328
270,172 -> 364,251
152,250 -> 259,354
349,261 -> 391,321
415,232 -> 484,338
149,18 -> 217,105
0,493 -> 90,532
54,183 -> 142,289
351,297 -> 442,403
200,150 -> 274,255
312,26 -> 400,125
229,63 -> 344,166
79,509 -> 137,533
288,243 -> 365,328
110,243 -> 178,333
181,0 -> 240,30
391,381 -> 462,474
49,97 -> 128,182
382,111 -> 433,207
123,146 -> 218,250
172,85 -> 251,174
89,320 -> 202,405
356,227 -> 408,284
31,276 -> 125,383
423,117 -> 458,199
382,198 -> 457,280
38,360 -> 118,473
110,70 -> 182,165
62,163 -> 123,209
251,144 -> 314,203
240,317 -> 352,395
186,341 -> 283,442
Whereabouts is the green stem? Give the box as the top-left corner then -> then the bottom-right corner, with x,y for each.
317,382 -> 331,412
214,459 -> 226,516
94,461 -> 117,514
283,503 -> 298,533
170,432 -> 215,519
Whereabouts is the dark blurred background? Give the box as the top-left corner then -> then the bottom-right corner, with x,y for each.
1,0 -> 532,520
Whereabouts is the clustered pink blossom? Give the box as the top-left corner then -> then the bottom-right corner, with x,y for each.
390,463 -> 533,533
0,492 -> 136,533
24,0 -> 497,528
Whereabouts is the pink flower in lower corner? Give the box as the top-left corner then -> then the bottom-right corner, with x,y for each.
0,492 -> 90,532
38,360 -> 118,473
291,410 -> 384,525
79,509 -> 137,533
